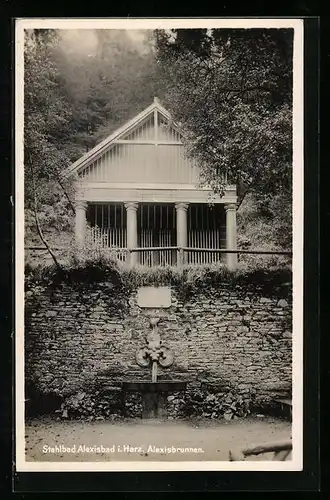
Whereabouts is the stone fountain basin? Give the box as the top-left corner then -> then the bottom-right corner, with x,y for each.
122,381 -> 187,393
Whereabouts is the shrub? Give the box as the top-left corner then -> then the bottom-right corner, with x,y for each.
123,393 -> 143,418
181,387 -> 255,419
58,389 -> 123,420
25,256 -> 292,302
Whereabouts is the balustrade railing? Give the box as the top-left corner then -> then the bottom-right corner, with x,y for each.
25,245 -> 293,269
128,246 -> 292,267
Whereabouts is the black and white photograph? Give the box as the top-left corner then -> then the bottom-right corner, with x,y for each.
15,18 -> 304,472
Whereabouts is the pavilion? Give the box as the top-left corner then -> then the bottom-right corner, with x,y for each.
65,98 -> 238,268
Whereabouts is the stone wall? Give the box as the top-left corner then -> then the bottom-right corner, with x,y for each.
25,274 -> 292,419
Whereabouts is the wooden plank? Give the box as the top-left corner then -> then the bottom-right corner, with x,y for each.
229,440 -> 292,461
242,440 -> 292,457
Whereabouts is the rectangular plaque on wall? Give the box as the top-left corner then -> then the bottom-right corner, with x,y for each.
137,286 -> 171,308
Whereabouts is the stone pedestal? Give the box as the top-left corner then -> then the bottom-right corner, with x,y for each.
121,381 -> 187,419
142,392 -> 167,419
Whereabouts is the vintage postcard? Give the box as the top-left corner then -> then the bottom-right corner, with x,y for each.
15,17 -> 304,473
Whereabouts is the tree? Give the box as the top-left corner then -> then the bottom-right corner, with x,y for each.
54,29 -> 166,157
24,29 -> 77,267
24,29 -> 165,262
154,29 -> 293,220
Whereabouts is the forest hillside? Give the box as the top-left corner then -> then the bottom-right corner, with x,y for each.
24,28 -> 293,267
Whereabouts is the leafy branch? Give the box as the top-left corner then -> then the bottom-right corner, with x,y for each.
27,150 -> 62,270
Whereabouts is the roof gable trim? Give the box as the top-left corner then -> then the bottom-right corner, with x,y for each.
65,100 -> 181,177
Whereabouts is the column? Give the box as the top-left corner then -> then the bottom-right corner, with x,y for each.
175,202 -> 189,265
75,200 -> 88,248
124,202 -> 138,266
225,203 -> 238,270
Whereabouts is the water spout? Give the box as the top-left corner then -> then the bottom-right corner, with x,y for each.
151,361 -> 158,383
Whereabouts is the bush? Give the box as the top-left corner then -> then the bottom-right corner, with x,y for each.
124,393 -> 143,418
25,255 -> 292,302
59,389 -> 123,420
181,387 -> 255,420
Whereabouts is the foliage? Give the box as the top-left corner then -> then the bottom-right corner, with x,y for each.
25,181 -> 75,246
182,388 -> 254,419
24,30 -> 74,199
24,29 -> 164,251
59,390 -> 123,420
55,29 -> 165,157
155,28 -> 293,201
24,28 -> 293,261
25,254 -> 292,302
25,382 -> 287,420
237,193 -> 292,254
154,29 -> 293,251
123,393 -> 143,419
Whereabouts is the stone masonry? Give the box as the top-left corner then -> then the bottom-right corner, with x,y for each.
25,278 -> 292,414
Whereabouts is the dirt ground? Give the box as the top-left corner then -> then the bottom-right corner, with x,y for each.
25,416 -> 291,462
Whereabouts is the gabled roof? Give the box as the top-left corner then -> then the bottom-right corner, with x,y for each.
64,97 -> 182,177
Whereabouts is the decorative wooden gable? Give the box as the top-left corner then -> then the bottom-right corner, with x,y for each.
66,98 -> 200,185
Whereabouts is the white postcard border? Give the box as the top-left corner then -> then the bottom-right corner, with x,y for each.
15,17 -> 304,473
